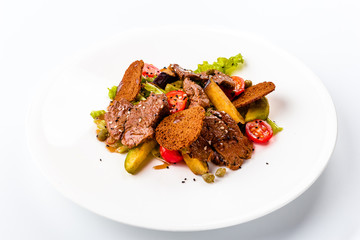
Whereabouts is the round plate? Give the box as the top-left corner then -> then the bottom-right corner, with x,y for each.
26,26 -> 337,231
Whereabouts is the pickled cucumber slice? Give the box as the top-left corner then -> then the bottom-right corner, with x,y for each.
245,97 -> 269,122
124,140 -> 157,174
181,149 -> 209,175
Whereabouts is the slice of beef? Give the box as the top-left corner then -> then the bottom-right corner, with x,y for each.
188,135 -> 213,162
183,78 -> 210,108
210,110 -> 253,169
199,110 -> 253,170
169,64 -> 209,83
206,69 -> 235,89
201,114 -> 228,144
104,98 -> 133,144
188,135 -> 227,165
170,64 -> 235,89
187,114 -> 228,162
122,93 -> 170,148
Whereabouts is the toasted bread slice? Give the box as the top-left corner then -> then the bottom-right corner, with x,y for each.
232,81 -> 275,108
155,106 -> 205,151
115,60 -> 144,102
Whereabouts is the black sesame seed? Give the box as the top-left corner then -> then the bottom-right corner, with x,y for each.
182,181 -> 185,183
184,178 -> 187,180
100,159 -> 102,161
166,166 -> 169,169
106,145 -> 109,147
266,162 -> 269,165
193,178 -> 196,181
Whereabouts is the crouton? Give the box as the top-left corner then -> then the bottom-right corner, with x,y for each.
115,60 -> 144,102
232,81 -> 275,108
155,106 -> 205,151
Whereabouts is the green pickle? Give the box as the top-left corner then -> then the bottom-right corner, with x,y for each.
245,97 -> 269,122
124,140 -> 157,174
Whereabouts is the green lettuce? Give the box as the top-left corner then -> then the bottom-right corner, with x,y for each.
107,86 -> 117,100
266,118 -> 283,134
143,82 -> 166,95
194,53 -> 244,75
90,110 -> 106,119
164,80 -> 183,93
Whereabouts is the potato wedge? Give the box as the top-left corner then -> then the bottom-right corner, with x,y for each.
204,78 -> 245,124
181,149 -> 209,175
124,140 -> 157,174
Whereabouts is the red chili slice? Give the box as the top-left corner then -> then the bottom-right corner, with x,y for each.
166,90 -> 187,114
245,119 -> 273,143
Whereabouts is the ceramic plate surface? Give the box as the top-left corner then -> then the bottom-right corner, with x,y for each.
27,26 -> 337,231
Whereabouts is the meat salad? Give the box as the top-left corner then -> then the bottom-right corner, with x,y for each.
90,54 -> 283,183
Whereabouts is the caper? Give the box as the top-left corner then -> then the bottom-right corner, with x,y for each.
202,173 -> 215,183
244,80 -> 253,88
116,145 -> 129,153
97,129 -> 108,141
215,167 -> 226,177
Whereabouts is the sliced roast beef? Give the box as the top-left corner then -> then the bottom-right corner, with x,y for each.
170,64 -> 235,89
104,98 -> 133,144
121,93 -> 170,148
197,110 -> 253,170
210,110 -> 253,169
188,135 -> 213,161
183,78 -> 210,108
169,64 -> 209,83
207,69 -> 235,89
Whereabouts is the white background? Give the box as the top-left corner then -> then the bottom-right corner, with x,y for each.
1,0 -> 359,239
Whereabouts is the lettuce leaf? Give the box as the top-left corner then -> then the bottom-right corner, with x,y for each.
90,110 -> 106,119
164,80 -> 183,93
143,82 -> 166,95
266,118 -> 283,134
194,53 -> 244,75
107,86 -> 117,100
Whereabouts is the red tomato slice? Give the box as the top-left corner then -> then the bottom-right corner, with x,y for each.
221,76 -> 245,100
160,146 -> 183,163
142,63 -> 160,78
245,119 -> 273,143
166,90 -> 187,114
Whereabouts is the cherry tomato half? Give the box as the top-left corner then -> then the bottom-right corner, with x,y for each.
160,146 -> 183,163
166,90 -> 187,114
232,76 -> 245,96
221,76 -> 245,100
142,63 -> 160,78
245,119 -> 273,143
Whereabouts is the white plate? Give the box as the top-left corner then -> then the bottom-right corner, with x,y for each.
26,27 -> 337,231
